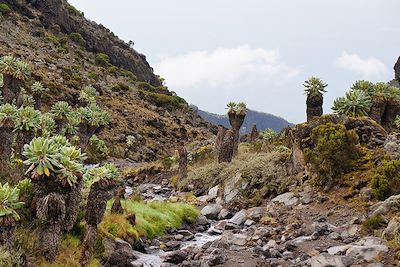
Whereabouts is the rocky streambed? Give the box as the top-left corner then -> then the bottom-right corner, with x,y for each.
107,182 -> 396,267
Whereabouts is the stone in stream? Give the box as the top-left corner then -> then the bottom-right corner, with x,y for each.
163,250 -> 188,264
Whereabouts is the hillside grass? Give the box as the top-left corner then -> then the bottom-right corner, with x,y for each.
99,200 -> 199,240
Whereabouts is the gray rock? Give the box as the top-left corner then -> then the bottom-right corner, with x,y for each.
223,173 -> 248,203
228,209 -> 247,226
196,215 -> 210,226
201,204 -> 223,220
272,192 -> 299,206
244,219 -> 255,227
382,216 -> 400,240
103,238 -> 136,266
246,207 -> 265,222
217,209 -> 231,220
231,233 -> 248,246
163,250 -> 188,264
310,253 -> 353,267
208,185 -> 219,201
369,194 -> 400,217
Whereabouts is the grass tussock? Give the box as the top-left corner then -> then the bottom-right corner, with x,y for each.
37,234 -> 100,267
179,150 -> 291,198
99,200 -> 199,240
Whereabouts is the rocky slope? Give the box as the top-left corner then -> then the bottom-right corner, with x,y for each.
0,0 -> 215,162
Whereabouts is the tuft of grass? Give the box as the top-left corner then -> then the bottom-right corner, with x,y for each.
100,200 -> 199,240
37,234 -> 100,267
362,215 -> 385,233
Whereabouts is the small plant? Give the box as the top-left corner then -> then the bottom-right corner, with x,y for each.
79,85 -> 99,105
362,215 -> 385,233
95,53 -> 110,67
303,77 -> 327,97
370,160 -> 400,200
126,135 -> 136,147
51,101 -> 72,120
83,163 -> 119,187
30,82 -> 48,95
79,105 -> 110,127
0,4 -> 11,15
69,32 -> 86,46
13,106 -> 41,132
303,122 -> 359,188
332,90 -> 372,117
0,182 -> 24,224
23,136 -> 86,185
86,135 -> 109,162
0,56 -> 31,81
39,113 -> 56,137
260,128 -> 278,142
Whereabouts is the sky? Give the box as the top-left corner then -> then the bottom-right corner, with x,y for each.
69,0 -> 400,123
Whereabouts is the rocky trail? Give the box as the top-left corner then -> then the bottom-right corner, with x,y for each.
111,179 -> 397,267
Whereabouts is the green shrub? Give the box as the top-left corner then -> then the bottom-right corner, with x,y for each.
0,4 -> 11,15
95,53 -> 110,67
362,215 -> 385,233
303,122 -> 359,187
121,70 -> 137,81
69,32 -> 85,46
85,135 -> 109,163
371,174 -> 390,200
138,90 -> 187,110
370,160 -> 400,200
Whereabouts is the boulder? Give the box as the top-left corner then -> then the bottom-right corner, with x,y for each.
228,210 -> 247,226
201,204 -> 223,220
103,238 -> 136,267
369,194 -> 400,217
272,192 -> 299,206
310,253 -> 353,267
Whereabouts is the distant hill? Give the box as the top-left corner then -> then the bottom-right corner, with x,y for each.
193,106 -> 292,133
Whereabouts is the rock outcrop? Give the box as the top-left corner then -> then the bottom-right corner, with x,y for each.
6,0 -> 161,86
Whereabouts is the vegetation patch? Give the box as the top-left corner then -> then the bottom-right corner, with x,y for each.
303,122 -> 360,188
0,4 -> 11,15
138,90 -> 187,110
370,160 -> 400,200
362,215 -> 386,233
99,200 -> 199,240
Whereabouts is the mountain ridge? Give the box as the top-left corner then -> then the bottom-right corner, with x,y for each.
193,105 -> 292,133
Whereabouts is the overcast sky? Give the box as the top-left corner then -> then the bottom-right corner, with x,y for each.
69,0 -> 399,123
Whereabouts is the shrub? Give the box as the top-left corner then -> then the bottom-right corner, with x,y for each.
370,160 -> 400,200
95,53 -> 110,67
0,4 -> 11,15
121,70 -> 136,81
303,122 -> 359,187
362,215 -> 385,233
138,90 -> 187,110
86,135 -> 109,163
69,32 -> 85,46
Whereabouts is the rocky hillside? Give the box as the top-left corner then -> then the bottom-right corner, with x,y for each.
194,106 -> 291,133
0,0 -> 215,162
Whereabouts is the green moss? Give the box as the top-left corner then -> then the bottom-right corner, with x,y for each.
99,200 -> 199,240
0,4 -> 11,15
121,70 -> 137,81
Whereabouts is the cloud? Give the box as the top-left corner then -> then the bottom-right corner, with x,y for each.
154,45 -> 300,89
335,52 -> 387,78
